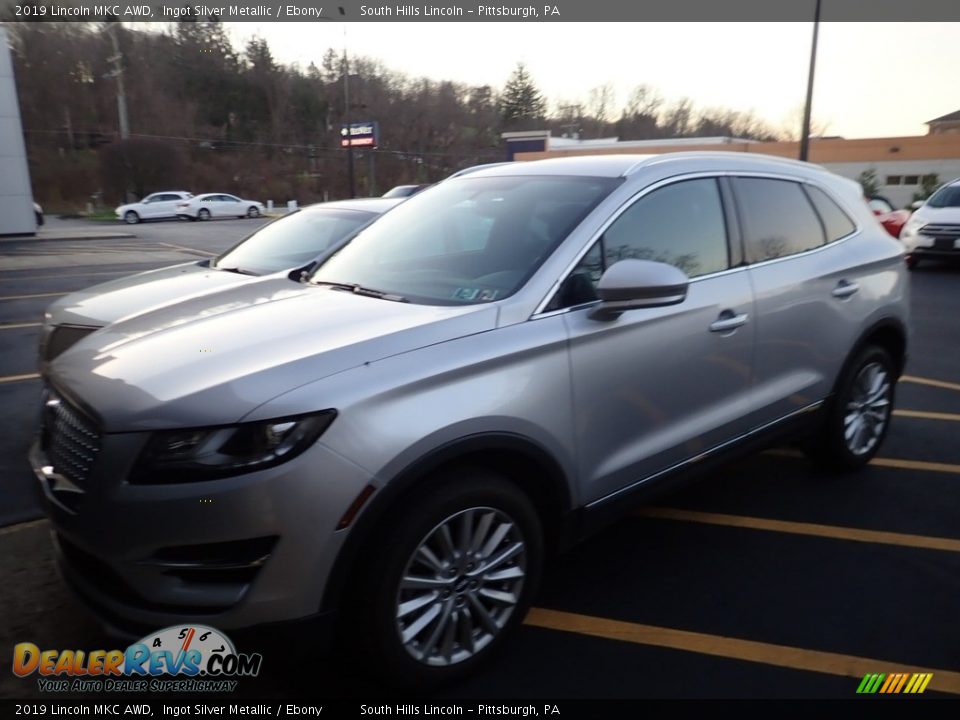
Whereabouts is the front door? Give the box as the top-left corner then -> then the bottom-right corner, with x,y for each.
559,177 -> 756,504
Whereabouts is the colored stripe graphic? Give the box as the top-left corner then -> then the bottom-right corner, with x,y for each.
857,672 -> 932,694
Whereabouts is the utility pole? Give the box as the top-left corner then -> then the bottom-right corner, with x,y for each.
343,42 -> 356,199
799,0 -> 821,162
105,23 -> 130,141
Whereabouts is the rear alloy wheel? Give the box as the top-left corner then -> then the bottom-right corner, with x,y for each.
198,208 -> 211,221
124,211 -> 140,224
247,206 -> 260,218
347,469 -> 542,687
805,345 -> 895,472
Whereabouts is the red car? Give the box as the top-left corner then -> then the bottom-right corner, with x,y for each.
868,196 -> 911,238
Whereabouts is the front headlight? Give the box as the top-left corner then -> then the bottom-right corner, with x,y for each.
900,215 -> 924,238
130,410 -> 336,484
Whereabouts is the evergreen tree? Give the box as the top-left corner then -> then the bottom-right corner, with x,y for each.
500,63 -> 546,129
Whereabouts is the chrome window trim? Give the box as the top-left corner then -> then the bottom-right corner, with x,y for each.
532,169 -> 864,318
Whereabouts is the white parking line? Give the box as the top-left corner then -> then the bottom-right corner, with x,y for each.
0,292 -> 68,301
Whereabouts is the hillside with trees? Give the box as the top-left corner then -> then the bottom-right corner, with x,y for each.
5,18 -> 782,211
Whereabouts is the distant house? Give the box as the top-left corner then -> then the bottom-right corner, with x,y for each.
926,110 -> 960,135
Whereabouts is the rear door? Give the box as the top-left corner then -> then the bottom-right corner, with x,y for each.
558,176 -> 756,504
150,193 -> 181,219
218,194 -> 243,217
732,176 -> 862,429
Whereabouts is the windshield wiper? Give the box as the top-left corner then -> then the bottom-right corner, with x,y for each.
313,281 -> 408,303
216,266 -> 258,276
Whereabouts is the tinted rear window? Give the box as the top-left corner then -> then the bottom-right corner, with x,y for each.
805,185 -> 856,242
735,178 -> 825,262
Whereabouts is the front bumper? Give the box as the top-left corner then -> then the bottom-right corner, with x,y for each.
30,429 -> 373,633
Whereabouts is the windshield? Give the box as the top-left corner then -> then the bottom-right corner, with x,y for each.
214,208 -> 377,275
926,184 -> 960,209
311,175 -> 621,305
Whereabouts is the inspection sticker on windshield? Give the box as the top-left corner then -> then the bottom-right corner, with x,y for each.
453,288 -> 498,301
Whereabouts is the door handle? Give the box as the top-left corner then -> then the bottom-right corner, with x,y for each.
832,280 -> 860,299
709,311 -> 749,333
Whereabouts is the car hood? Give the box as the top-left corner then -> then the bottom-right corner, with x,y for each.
914,205 -> 960,226
50,279 -> 497,431
44,262 -> 253,328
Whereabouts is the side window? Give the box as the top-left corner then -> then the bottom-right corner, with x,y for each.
735,178 -> 825,262
603,178 -> 729,278
545,178 -> 729,312
804,185 -> 856,242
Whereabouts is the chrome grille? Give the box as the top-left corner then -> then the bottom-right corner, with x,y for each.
41,392 -> 101,489
43,325 -> 99,362
920,223 -> 960,239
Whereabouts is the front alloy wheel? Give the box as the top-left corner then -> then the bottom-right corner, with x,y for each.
396,506 -> 526,667
347,469 -> 541,687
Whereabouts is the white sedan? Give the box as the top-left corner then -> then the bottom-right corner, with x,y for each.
115,191 -> 193,224
176,193 -> 265,221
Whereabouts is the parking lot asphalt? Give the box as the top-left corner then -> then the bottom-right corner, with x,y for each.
1,218 -> 959,699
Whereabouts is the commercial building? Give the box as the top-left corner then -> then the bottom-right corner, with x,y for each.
0,26 -> 36,236
505,117 -> 960,209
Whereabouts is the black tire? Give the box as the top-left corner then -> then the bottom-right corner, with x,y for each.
35,211 -> 44,227
247,206 -> 260,218
344,468 -> 543,688
123,210 -> 140,225
804,345 -> 896,472
198,208 -> 211,221
905,254 -> 919,271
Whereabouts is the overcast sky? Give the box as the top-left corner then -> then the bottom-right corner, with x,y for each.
222,22 -> 959,139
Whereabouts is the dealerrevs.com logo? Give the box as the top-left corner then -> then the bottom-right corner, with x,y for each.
13,625 -> 263,693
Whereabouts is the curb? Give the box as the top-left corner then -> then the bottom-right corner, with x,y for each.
0,231 -> 136,244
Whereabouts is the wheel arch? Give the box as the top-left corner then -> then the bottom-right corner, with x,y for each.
848,317 -> 908,381
320,432 -> 574,613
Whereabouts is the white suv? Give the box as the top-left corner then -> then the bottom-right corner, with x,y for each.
899,178 -> 960,269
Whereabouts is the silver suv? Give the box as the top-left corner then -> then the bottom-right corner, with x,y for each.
32,153 -> 908,685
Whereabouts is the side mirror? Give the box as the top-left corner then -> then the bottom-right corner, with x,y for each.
910,200 -> 924,210
588,259 -> 689,321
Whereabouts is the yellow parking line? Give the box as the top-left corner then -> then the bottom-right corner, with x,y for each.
0,519 -> 47,537
0,322 -> 42,330
635,506 -> 960,553
0,373 -> 40,384
902,374 -> 960,393
894,409 -> 960,422
0,291 -> 68,301
870,457 -> 960,475
525,607 -> 960,695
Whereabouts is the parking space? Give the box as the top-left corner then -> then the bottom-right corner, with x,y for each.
1,223 -> 959,698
